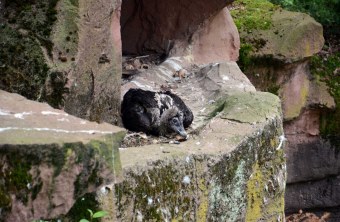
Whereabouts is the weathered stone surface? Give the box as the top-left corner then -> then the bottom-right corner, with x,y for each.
0,0 -> 122,124
309,80 -> 336,109
117,59 -> 286,221
243,10 -> 324,62
175,7 -> 240,64
121,0 -> 234,56
246,60 -> 335,121
285,135 -> 340,184
0,90 -> 125,222
285,175 -> 340,213
280,62 -> 310,120
63,0 -> 122,124
115,98 -> 285,221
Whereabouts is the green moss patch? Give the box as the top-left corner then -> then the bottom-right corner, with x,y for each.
311,53 -> 340,142
230,0 -> 277,31
0,133 -> 123,219
219,92 -> 281,124
3,0 -> 59,53
0,26 -> 49,100
0,0 -> 71,108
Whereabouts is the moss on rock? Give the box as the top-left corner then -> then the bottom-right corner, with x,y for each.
114,118 -> 286,221
0,132 -> 124,220
0,0 -> 74,108
311,53 -> 340,145
220,92 -> 281,123
230,0 -> 277,31
230,0 -> 324,68
0,26 -> 49,100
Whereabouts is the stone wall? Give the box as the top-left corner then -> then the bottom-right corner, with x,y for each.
0,0 -> 122,124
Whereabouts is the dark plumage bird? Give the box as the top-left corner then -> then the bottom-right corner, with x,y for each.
121,88 -> 193,137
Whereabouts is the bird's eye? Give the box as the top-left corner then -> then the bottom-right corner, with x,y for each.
171,118 -> 178,124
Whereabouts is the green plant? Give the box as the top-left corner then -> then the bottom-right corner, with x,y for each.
79,209 -> 108,222
268,0 -> 340,28
230,0 -> 278,31
310,53 -> 340,99
310,53 -> 340,140
238,43 -> 254,71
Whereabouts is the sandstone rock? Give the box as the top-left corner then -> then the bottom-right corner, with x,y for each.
309,80 -> 336,109
286,175 -> 340,213
62,0 -> 122,124
121,0 -> 234,56
117,59 -> 286,221
243,10 -> 324,62
285,134 -> 340,184
0,90 -> 125,221
227,60 -> 335,121
280,62 -> 310,120
116,117 -> 286,221
177,7 -> 240,64
117,99 -> 285,221
0,0 -> 122,124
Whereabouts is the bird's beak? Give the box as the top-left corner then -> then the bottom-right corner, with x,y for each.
178,130 -> 187,138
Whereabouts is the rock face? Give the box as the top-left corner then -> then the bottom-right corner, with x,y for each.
121,0 -> 239,65
62,0 -> 122,124
241,10 -> 324,62
0,90 -> 125,222
0,0 -> 287,221
232,5 -> 339,219
0,0 -> 122,124
117,59 -> 286,221
121,0 -> 233,55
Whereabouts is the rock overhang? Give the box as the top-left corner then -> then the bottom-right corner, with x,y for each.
121,0 -> 235,56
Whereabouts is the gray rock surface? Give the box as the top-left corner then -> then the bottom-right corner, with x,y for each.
0,90 -> 125,222
117,60 -> 286,221
286,175 -> 340,212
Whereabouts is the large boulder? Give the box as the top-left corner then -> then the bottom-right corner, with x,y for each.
117,58 -> 286,221
242,10 -> 324,62
230,2 -> 339,218
0,90 -> 125,222
247,10 -> 324,62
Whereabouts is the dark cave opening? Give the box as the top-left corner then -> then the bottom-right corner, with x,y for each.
120,0 -> 232,57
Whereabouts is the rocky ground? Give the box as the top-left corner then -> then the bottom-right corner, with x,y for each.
286,210 -> 331,222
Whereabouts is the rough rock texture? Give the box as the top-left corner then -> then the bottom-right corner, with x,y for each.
121,0 -> 233,55
285,176 -> 340,217
62,0 -> 122,124
121,0 -> 239,65
117,59 -> 286,221
0,0 -> 287,221
0,90 -> 125,222
175,7 -> 240,64
242,10 -> 324,62
233,5 -> 338,220
0,0 -> 122,124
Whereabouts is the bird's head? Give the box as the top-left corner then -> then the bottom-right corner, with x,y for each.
160,107 -> 187,138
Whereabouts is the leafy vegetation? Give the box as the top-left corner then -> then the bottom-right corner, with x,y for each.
311,53 -> 340,140
230,0 -> 278,31
79,209 -> 108,222
230,0 -> 279,72
268,0 -> 340,28
310,53 -> 340,99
